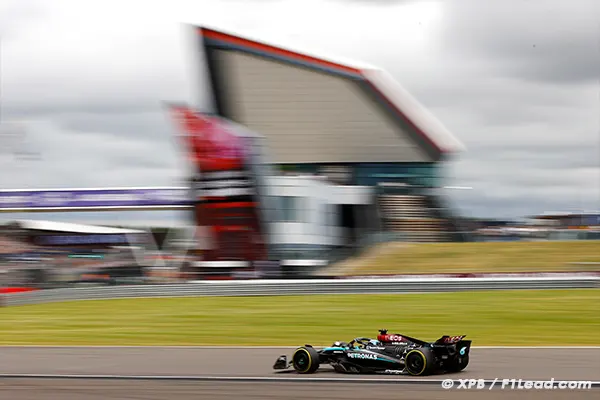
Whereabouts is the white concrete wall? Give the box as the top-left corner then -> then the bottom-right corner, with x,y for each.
262,175 -> 373,248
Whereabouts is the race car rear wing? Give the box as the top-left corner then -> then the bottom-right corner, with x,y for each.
435,335 -> 467,345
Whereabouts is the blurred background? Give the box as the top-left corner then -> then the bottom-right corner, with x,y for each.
1,2 -> 599,399
0,0 -> 599,288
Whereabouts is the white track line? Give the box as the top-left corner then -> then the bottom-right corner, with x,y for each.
0,374 -> 439,383
1,345 -> 600,349
0,374 -> 598,386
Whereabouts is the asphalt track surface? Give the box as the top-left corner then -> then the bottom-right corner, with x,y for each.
2,379 -> 597,400
2,347 -> 599,399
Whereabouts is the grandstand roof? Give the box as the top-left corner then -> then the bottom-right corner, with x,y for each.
529,212 -> 600,219
14,219 -> 145,235
195,25 -> 464,164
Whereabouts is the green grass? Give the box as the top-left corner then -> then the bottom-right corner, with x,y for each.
2,289 -> 599,346
343,240 -> 600,275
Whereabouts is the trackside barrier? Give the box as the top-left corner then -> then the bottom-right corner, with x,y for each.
2,276 -> 600,306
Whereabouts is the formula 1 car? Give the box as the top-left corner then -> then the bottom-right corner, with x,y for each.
273,329 -> 471,376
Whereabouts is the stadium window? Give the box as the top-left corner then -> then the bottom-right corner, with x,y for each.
298,196 -> 310,223
320,203 -> 329,226
322,203 -> 334,227
281,196 -> 298,222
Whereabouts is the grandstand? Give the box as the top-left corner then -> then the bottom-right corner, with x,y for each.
0,26 -> 469,278
1,219 -> 146,249
0,220 -> 149,284
0,235 -> 36,255
188,25 -> 467,263
527,212 -> 600,230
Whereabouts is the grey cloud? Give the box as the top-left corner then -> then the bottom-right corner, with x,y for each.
498,148 -> 600,171
445,174 -> 599,218
383,53 -> 599,192
446,155 -> 599,195
105,147 -> 181,171
4,102 -> 164,119
394,64 -> 596,113
0,0 -> 47,40
3,75 -> 191,118
54,111 -> 176,141
1,0 -> 598,221
429,101 -> 598,164
331,0 -> 416,4
454,145 -> 599,172
2,24 -> 203,118
502,168 -> 598,190
0,120 -> 189,190
451,194 -> 593,220
222,0 -> 415,3
438,0 -> 600,84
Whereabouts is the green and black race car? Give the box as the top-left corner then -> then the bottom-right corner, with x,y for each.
273,329 -> 471,376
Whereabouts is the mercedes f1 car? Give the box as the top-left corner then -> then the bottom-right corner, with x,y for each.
273,329 -> 471,376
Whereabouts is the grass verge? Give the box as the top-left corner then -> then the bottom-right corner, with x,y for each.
342,240 -> 600,275
2,289 -> 599,346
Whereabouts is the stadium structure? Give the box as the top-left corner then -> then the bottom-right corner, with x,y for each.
0,25 -> 467,273
178,26 -> 466,261
0,220 -> 150,287
1,220 -> 146,249
528,212 -> 600,230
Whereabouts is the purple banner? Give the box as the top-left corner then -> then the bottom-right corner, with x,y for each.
34,234 -> 145,246
0,188 -> 193,211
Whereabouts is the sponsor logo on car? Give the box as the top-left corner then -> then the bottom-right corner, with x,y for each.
348,353 -> 378,360
384,369 -> 403,374
442,335 -> 464,344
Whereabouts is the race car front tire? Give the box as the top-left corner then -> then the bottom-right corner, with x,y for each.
404,348 -> 435,376
292,346 -> 320,374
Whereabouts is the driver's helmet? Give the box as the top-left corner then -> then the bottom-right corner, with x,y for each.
368,339 -> 381,347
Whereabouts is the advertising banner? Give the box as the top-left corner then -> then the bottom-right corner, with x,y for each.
33,234 -> 135,246
0,188 -> 192,212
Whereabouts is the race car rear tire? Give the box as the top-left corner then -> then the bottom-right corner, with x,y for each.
447,354 -> 469,372
292,346 -> 320,374
404,347 -> 435,376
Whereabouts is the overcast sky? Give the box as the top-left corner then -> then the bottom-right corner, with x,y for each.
0,0 -> 598,225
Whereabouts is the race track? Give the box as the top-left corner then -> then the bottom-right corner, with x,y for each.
1,347 -> 598,399
2,347 -> 600,380
2,379 -> 597,400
